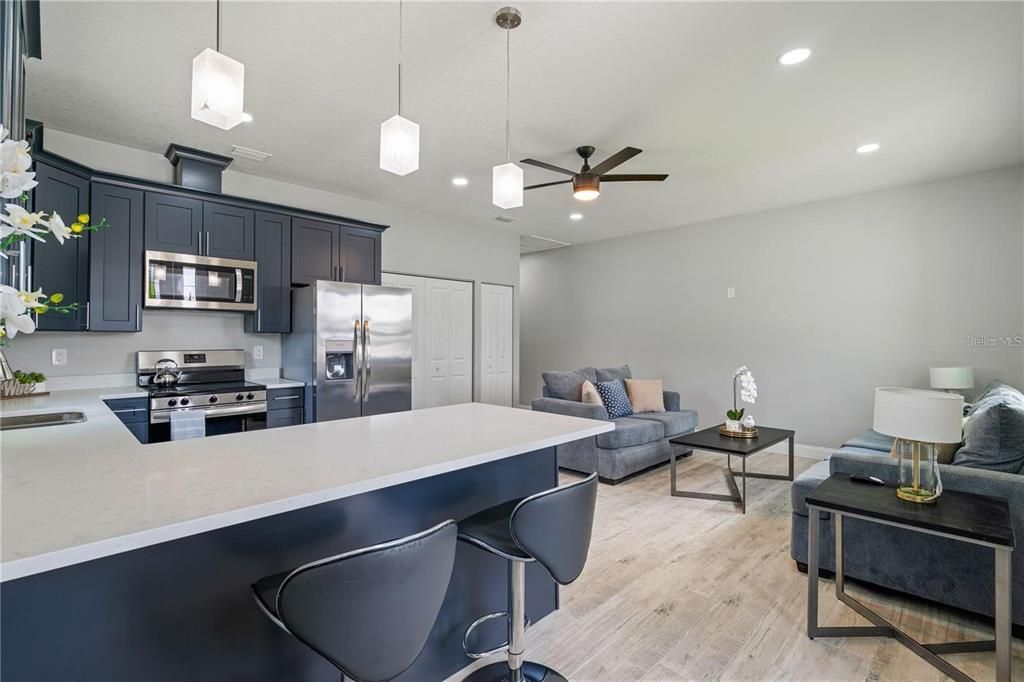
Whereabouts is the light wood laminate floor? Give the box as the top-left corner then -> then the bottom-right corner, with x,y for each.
450,452 -> 1024,681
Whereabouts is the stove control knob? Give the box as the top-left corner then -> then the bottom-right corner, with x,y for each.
236,393 -> 245,401
246,393 -> 254,400
209,396 -> 218,404
167,399 -> 177,407
180,398 -> 190,406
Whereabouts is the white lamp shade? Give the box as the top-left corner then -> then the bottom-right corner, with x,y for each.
379,115 -> 420,176
492,162 -> 523,209
190,48 -> 245,131
873,388 -> 964,444
929,366 -> 975,390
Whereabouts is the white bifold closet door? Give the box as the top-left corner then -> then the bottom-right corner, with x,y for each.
381,273 -> 472,409
480,283 -> 514,407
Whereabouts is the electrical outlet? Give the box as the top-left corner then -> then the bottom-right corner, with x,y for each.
51,348 -> 68,366
727,287 -> 736,298
253,345 -> 264,361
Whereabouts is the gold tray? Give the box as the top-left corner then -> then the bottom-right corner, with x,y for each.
720,425 -> 758,439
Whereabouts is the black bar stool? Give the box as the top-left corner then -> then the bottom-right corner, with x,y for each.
459,473 -> 599,682
251,520 -> 457,682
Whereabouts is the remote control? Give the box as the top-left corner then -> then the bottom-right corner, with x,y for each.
849,474 -> 885,486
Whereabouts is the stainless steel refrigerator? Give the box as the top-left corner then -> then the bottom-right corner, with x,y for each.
283,280 -> 412,422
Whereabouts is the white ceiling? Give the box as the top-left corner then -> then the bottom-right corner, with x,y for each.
27,1 -> 1023,247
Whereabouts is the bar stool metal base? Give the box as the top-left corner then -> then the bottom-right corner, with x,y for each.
462,660 -> 569,682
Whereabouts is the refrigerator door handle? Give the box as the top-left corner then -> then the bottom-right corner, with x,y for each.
353,319 -> 362,397
361,319 -> 370,401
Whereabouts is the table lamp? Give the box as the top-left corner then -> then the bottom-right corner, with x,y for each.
929,366 -> 974,395
873,388 -> 964,504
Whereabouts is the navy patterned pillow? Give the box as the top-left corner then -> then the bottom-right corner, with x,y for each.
596,379 -> 634,419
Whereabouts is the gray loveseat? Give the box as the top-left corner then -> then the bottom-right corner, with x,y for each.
791,381 -> 1024,632
531,365 -> 698,483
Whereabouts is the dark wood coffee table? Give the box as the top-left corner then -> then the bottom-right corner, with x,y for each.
806,474 -> 1014,682
668,425 -> 795,513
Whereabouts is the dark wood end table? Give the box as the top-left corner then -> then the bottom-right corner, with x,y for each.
806,473 -> 1015,682
668,425 -> 795,513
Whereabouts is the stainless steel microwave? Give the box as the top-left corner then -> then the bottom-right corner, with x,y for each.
144,251 -> 257,312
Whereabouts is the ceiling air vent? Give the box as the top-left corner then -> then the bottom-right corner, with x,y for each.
230,145 -> 273,163
520,234 -> 570,254
494,215 -> 516,223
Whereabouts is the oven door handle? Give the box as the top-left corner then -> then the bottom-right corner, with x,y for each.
150,402 -> 268,424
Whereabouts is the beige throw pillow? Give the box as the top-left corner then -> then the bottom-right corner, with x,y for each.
626,379 -> 665,413
581,380 -> 603,406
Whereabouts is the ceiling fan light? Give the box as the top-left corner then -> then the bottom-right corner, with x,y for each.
190,47 -> 245,131
379,114 -> 420,176
492,162 -> 524,209
572,174 -> 600,202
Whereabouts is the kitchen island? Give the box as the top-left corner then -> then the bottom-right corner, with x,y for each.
1,393 -> 612,681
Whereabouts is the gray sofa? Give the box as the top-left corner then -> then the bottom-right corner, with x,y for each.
791,381 -> 1024,631
531,365 -> 698,483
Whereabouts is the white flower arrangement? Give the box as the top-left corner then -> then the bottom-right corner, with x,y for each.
0,124 -> 108,345
727,365 -> 758,423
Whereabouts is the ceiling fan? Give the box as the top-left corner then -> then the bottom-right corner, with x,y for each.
521,146 -> 668,202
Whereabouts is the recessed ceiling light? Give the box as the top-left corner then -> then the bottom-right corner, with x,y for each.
240,112 -> 253,123
569,213 -> 583,221
778,48 -> 811,66
452,177 -> 469,186
856,143 -> 881,154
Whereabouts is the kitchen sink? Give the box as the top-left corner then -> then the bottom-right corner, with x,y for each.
0,411 -> 87,431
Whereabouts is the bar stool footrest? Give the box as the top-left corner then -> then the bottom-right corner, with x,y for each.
463,611 -> 532,659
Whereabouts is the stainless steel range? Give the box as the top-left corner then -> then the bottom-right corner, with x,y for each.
137,349 -> 268,440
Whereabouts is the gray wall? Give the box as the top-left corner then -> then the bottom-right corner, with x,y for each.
6,129 -> 521,402
520,165 -> 1024,448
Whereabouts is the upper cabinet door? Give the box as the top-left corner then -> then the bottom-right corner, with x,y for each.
31,162 -> 90,331
340,226 -> 382,285
245,211 -> 291,333
89,183 -> 144,332
203,202 -> 255,260
291,217 -> 340,286
145,193 -> 202,255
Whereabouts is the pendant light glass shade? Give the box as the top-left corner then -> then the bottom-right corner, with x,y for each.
380,114 -> 420,176
492,162 -> 523,209
191,47 -> 245,130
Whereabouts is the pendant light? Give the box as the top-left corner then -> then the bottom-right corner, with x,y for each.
190,0 -> 245,130
380,0 -> 420,176
492,7 -> 523,209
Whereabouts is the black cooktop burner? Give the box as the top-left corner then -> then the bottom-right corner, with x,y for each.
145,381 -> 266,398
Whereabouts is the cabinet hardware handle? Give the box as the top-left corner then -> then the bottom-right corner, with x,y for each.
85,301 -> 91,330
339,266 -> 345,282
206,231 -> 210,256
274,395 -> 300,401
257,308 -> 262,332
135,304 -> 141,332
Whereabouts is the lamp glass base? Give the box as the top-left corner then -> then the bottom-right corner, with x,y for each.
896,486 -> 938,504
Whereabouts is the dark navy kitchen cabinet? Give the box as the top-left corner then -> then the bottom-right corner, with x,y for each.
104,397 -> 149,444
266,386 -> 303,427
144,192 -> 203,255
291,217 -> 340,285
202,202 -> 255,260
341,226 -> 382,285
244,211 -> 291,333
89,183 -> 144,332
31,161 -> 90,331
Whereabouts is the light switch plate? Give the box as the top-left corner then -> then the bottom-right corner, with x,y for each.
253,345 -> 264,361
727,287 -> 736,298
51,348 -> 68,366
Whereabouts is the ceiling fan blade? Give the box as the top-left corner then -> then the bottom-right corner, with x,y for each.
590,146 -> 642,175
600,174 -> 669,182
520,159 -> 577,175
524,180 -> 572,190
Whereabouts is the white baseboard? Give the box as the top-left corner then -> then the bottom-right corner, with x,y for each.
760,440 -> 833,461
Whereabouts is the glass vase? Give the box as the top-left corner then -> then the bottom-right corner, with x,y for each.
895,438 -> 942,504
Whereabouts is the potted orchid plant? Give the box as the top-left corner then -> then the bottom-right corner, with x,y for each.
0,124 -> 107,385
725,365 -> 758,433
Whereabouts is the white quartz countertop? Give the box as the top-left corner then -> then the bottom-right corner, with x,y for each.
0,389 -> 611,582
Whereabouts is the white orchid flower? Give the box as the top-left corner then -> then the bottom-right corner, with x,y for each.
0,204 -> 49,242
0,169 -> 37,199
0,284 -> 36,339
0,126 -> 37,199
45,211 -> 71,245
